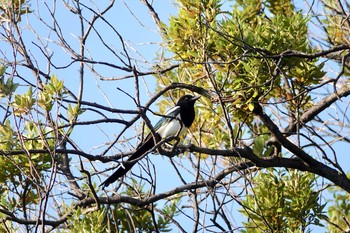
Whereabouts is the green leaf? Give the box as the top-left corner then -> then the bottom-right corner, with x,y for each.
248,102 -> 255,112
0,65 -> 6,76
12,87 -> 35,115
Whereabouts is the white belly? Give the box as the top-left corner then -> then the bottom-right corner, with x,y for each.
158,118 -> 188,139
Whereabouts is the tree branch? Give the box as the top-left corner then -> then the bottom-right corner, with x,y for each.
286,85 -> 350,133
253,104 -> 350,192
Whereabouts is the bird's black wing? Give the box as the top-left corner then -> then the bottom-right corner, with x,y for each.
152,106 -> 180,132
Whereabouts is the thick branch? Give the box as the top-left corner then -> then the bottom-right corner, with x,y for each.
253,104 -> 350,193
269,44 -> 350,59
286,85 -> 350,133
0,149 -> 108,162
4,141 -> 349,227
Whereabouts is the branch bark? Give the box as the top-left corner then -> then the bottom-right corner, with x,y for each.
286,85 -> 350,133
253,104 -> 350,193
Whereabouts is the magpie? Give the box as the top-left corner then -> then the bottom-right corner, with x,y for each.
100,95 -> 200,188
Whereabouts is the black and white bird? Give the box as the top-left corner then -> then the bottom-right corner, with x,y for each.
100,95 -> 200,188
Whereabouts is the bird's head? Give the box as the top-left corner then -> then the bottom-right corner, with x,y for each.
176,95 -> 200,107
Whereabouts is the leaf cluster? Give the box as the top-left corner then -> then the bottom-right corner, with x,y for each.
11,75 -> 64,115
0,120 -> 53,187
159,0 -> 326,150
109,180 -> 179,232
322,0 -> 350,45
327,184 -> 350,232
0,66 -> 18,98
62,207 -> 108,233
64,180 -> 179,232
0,0 -> 32,25
0,75 -> 65,188
240,169 -> 327,232
38,74 -> 64,111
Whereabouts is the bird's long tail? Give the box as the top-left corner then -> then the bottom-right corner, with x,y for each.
100,136 -> 155,188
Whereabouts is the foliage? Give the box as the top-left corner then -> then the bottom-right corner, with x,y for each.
240,169 -> 327,232
0,0 -> 31,25
156,0 -> 348,231
0,73 -> 66,188
38,74 -> 64,111
161,0 -> 326,150
108,180 -> 179,232
0,119 -> 53,186
62,180 -> 179,232
0,69 -> 18,98
0,194 -> 18,232
327,185 -> 350,232
63,207 -> 108,233
322,0 -> 350,45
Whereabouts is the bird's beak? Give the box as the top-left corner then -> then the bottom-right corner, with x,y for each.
191,95 -> 201,102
